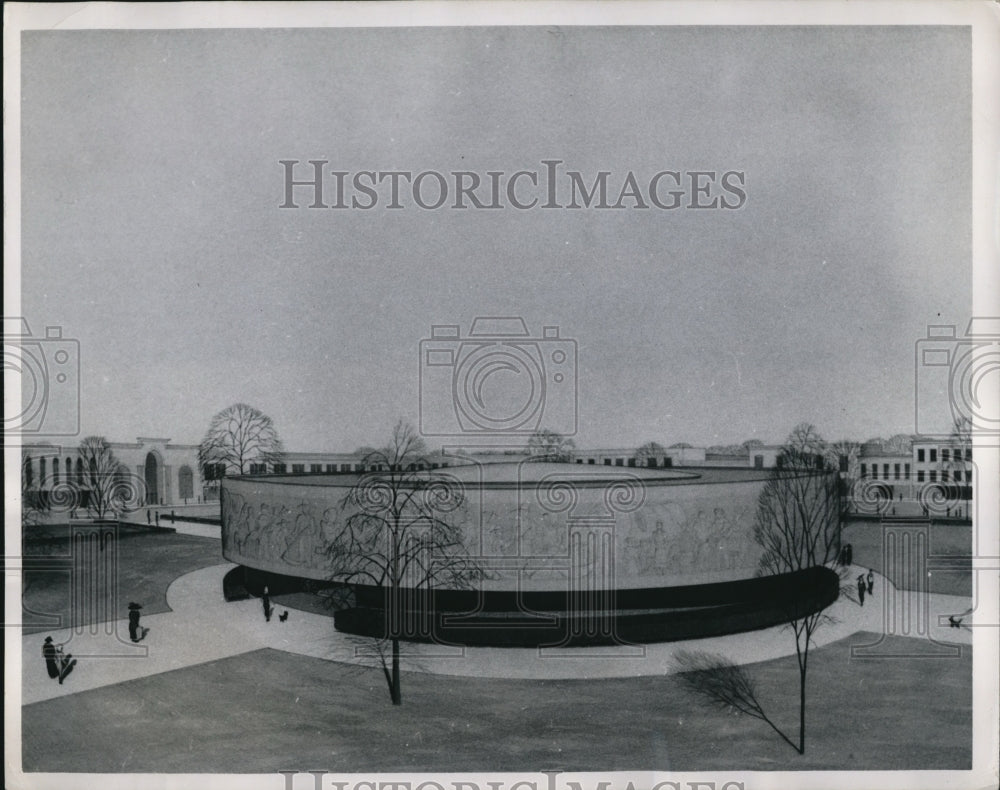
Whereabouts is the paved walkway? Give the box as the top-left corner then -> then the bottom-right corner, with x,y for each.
162,519 -> 221,539
118,513 -> 222,540
22,563 -> 974,706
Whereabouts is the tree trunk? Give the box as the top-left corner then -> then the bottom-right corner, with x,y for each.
391,637 -> 401,705
798,665 -> 806,754
390,513 -> 402,705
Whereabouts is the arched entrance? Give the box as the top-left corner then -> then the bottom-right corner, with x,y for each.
144,452 -> 160,506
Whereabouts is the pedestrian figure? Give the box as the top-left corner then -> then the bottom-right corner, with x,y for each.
54,643 -> 76,683
844,542 -> 853,566
949,607 -> 974,629
42,636 -> 76,683
262,586 -> 272,622
857,575 -> 866,606
155,511 -> 160,526
128,602 -> 146,642
146,510 -> 151,525
867,569 -> 875,595
42,636 -> 60,679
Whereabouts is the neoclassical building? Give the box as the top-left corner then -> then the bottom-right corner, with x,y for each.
856,436 -> 973,500
22,437 -> 203,507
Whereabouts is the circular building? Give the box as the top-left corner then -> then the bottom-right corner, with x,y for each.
221,461 -> 839,646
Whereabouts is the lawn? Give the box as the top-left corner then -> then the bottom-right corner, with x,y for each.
21,526 -> 224,634
21,632 -> 970,773
842,520 -> 971,596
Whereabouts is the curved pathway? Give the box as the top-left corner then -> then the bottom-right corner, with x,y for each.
22,562 -> 973,705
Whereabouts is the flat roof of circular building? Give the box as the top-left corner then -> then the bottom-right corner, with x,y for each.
437,462 -> 696,485
236,461 -> 779,488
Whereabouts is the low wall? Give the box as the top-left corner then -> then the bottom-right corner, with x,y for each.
334,566 -> 841,647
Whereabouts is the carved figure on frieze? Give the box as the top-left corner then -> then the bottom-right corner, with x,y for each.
636,519 -> 668,575
264,503 -> 293,560
521,504 -> 570,562
227,492 -> 257,557
221,489 -> 250,555
281,503 -> 322,567
244,502 -> 275,560
314,507 -> 343,563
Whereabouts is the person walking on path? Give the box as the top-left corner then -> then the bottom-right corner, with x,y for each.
42,636 -> 76,683
128,602 -> 148,642
857,575 -> 866,606
262,586 -> 272,622
844,543 -> 853,566
42,637 -> 60,679
867,569 -> 875,595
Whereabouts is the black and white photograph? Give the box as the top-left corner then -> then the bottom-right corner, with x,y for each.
4,2 -> 999,789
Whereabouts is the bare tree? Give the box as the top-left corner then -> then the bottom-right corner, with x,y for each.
949,415 -> 972,447
882,433 -> 914,456
526,428 -> 576,462
827,439 -> 860,477
758,429 -> 842,752
78,436 -> 137,520
939,416 -> 972,511
783,422 -> 827,466
676,425 -> 842,754
634,441 -> 666,467
324,420 -> 481,705
21,451 -> 45,527
673,650 -> 800,753
198,403 -> 285,481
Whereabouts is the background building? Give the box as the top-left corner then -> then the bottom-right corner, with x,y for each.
22,437 -> 203,508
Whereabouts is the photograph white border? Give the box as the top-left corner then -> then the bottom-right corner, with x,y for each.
4,3 -> 998,790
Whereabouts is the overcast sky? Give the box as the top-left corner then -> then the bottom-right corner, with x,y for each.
19,25 -> 971,451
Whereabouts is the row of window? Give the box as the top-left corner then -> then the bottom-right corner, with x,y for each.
862,463 -> 911,480
23,456 -> 195,500
862,463 -> 973,483
916,447 -> 972,463
244,461 -> 455,475
24,455 -> 85,486
289,463 -> 364,474
918,469 -> 973,483
575,457 -> 675,467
